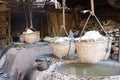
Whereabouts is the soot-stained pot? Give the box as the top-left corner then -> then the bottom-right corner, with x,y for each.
35,55 -> 51,71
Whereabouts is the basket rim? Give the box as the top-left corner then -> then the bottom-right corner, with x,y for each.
24,31 -> 40,35
51,41 -> 73,43
75,40 -> 111,43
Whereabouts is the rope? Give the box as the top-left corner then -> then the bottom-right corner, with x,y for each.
79,13 -> 92,41
80,0 -> 111,39
93,14 -> 112,59
66,36 -> 74,59
90,0 -> 94,16
28,1 -> 33,29
62,0 -> 65,29
94,14 -> 110,38
58,26 -> 68,36
57,0 -> 72,60
58,0 -> 68,37
24,3 -> 28,29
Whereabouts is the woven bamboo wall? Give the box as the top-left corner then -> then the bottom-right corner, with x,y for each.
47,11 -> 75,37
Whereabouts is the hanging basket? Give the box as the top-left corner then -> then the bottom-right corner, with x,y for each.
75,39 -> 111,63
24,31 -> 40,44
51,41 -> 75,59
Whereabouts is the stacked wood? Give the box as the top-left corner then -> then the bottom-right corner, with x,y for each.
107,28 -> 120,61
0,5 -> 11,48
0,39 -> 6,49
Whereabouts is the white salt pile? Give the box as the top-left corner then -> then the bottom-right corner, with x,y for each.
23,29 -> 34,34
53,37 -> 69,43
44,37 -> 70,43
43,37 -> 53,42
74,30 -> 107,41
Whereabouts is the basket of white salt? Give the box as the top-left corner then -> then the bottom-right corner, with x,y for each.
74,31 -> 112,63
19,28 -> 40,44
50,37 -> 75,61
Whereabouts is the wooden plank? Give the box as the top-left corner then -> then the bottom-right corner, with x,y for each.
0,8 -> 11,46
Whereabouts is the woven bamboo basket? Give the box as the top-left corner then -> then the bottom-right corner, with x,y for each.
24,31 -> 40,44
51,41 -> 75,59
75,40 -> 110,63
19,34 -> 25,42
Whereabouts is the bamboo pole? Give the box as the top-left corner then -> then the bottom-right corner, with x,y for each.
90,0 -> 95,15
62,0 -> 65,28
24,3 -> 28,29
